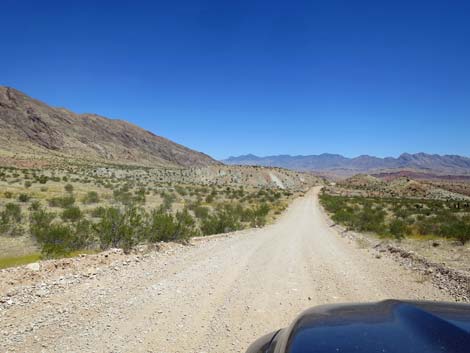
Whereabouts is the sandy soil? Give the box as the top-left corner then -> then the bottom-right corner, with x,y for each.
0,187 -> 451,353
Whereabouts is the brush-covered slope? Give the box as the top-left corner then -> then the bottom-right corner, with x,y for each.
0,86 -> 218,167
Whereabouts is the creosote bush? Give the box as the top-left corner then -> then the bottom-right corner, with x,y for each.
199,202 -> 271,235
18,193 -> 31,203
89,206 -> 106,218
82,191 -> 100,204
64,183 -> 74,193
61,206 -> 83,222
30,197 -> 275,257
148,208 -> 198,242
48,195 -> 76,208
30,205 -> 92,258
320,192 -> 470,244
0,203 -> 23,236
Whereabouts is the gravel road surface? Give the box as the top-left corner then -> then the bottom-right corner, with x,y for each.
0,187 -> 450,353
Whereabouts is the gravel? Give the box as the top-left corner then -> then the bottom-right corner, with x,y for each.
0,187 -> 452,353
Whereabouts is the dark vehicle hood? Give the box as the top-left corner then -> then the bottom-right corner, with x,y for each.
246,300 -> 470,353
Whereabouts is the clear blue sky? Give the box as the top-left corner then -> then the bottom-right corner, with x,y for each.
1,1 -> 469,160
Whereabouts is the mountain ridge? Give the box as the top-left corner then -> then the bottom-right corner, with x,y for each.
0,86 -> 219,168
223,152 -> 470,176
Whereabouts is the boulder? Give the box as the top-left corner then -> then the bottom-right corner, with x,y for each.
26,262 -> 41,271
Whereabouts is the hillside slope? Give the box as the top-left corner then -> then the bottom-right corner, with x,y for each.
0,86 -> 218,167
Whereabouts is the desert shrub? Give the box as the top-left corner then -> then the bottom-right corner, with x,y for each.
24,181 -> 32,188
38,224 -> 75,258
61,206 -> 83,222
161,192 -> 176,211
321,192 -> 470,243
30,207 -> 74,257
82,191 -> 100,204
90,206 -> 107,218
134,188 -> 146,204
125,207 -> 149,244
37,175 -> 48,184
4,191 -> 13,199
0,203 -> 23,236
320,194 -> 389,235
29,200 -> 42,211
331,208 -> 355,227
416,218 -> 439,236
235,188 -> 245,198
73,219 -> 93,249
148,209 -> 175,242
455,227 -> 470,245
248,203 -> 271,227
389,218 -> 406,240
1,203 -> 22,224
64,183 -> 74,193
205,190 -> 217,203
148,208 -> 197,242
354,206 -> 387,233
30,208 -> 56,237
395,207 -> 411,219
48,195 -> 75,208
175,185 -> 187,196
320,193 -> 347,213
18,193 -> 30,202
113,187 -> 134,205
201,207 -> 242,236
174,208 -> 199,241
439,218 -> 470,245
94,207 -> 126,249
94,207 -> 147,252
193,205 -> 210,220
32,215 -> 92,259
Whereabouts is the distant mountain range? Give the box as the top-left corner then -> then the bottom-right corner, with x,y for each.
223,153 -> 470,176
0,86 -> 218,167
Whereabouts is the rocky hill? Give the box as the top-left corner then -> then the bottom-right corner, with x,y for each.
331,174 -> 470,200
89,164 -> 323,190
224,153 -> 470,176
0,86 -> 218,168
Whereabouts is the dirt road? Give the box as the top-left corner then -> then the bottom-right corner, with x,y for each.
0,187 -> 450,353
